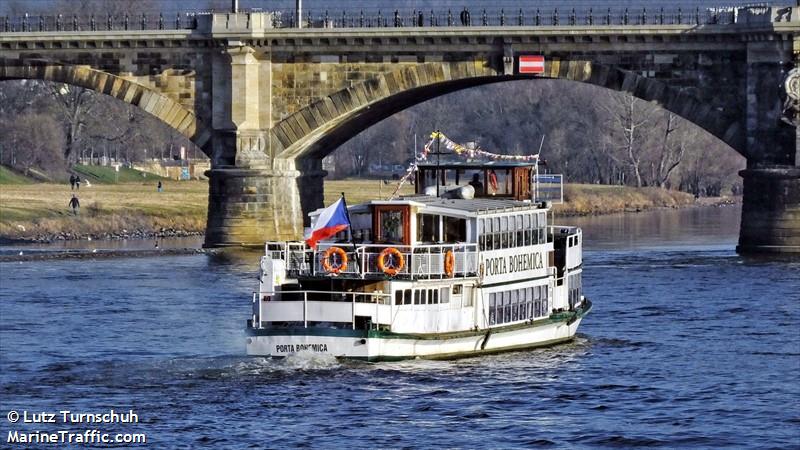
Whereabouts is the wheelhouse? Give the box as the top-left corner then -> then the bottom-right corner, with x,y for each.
415,161 -> 538,201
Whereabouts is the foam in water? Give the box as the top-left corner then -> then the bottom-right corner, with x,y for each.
281,351 -> 341,370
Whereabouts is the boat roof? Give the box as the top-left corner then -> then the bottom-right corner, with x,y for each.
397,195 -> 547,216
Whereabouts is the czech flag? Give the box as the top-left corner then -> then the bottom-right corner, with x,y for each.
305,198 -> 351,249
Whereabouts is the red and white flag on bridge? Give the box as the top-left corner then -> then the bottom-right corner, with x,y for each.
519,55 -> 545,74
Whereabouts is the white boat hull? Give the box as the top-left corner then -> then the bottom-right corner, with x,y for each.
246,313 -> 587,361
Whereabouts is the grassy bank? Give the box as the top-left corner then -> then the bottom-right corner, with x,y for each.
0,181 -> 208,240
0,166 -> 34,185
0,179 -> 721,242
554,184 -> 697,216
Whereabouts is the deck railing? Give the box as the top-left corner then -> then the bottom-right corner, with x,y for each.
265,241 -> 479,279
253,289 -> 392,329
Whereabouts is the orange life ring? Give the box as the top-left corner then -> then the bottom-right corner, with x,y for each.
444,250 -> 455,278
377,247 -> 405,276
321,246 -> 348,274
488,170 -> 499,193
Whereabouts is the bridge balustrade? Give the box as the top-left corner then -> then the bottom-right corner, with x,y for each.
0,7 -> 751,34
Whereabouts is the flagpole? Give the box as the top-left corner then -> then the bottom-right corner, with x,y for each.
340,192 -> 362,276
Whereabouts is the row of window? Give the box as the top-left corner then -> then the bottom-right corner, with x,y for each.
488,285 -> 549,326
478,213 -> 547,251
568,272 -> 582,309
394,285 -> 473,307
417,214 -> 467,243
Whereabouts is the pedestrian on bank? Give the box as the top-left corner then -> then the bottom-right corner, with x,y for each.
157,181 -> 163,192
69,174 -> 76,190
69,194 -> 80,215
75,175 -> 81,190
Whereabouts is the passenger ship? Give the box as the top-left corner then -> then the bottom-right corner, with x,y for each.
246,161 -> 591,361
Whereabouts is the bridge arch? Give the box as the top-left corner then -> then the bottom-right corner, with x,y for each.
0,58 -> 212,153
270,60 -> 745,163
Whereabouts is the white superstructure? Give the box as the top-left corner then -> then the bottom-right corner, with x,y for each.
246,162 -> 591,361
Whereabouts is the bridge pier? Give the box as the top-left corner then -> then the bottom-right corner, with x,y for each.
737,167 -> 800,254
203,157 -> 325,248
204,166 -> 303,247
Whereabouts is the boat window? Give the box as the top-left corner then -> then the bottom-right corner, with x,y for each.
491,217 -> 500,250
464,169 -> 484,196
515,215 -> 524,247
478,219 -> 487,251
463,287 -> 473,306
381,210 -> 404,242
511,290 -> 519,321
487,169 -> 512,196
374,205 -> 409,245
488,293 -> 497,325
417,214 -> 439,242
414,289 -> 423,305
395,290 -> 403,305
568,272 -> 582,309
452,284 -> 462,295
443,216 -> 467,243
519,291 -> 527,319
500,216 -> 508,249
404,289 -> 412,305
502,291 -> 511,323
440,287 -> 449,304
430,288 -> 439,304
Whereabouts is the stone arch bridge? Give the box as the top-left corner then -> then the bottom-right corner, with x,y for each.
1,8 -> 798,253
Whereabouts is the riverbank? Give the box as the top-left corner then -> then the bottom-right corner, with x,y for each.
0,179 -> 738,243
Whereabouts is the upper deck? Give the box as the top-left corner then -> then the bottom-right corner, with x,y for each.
271,195 -> 559,281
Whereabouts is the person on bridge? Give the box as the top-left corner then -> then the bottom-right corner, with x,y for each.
69,194 -> 80,215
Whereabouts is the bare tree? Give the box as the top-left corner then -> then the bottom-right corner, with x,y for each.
648,112 -> 685,188
605,94 -> 654,188
0,113 -> 67,176
43,83 -> 94,162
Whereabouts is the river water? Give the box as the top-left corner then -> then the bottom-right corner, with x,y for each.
1,205 -> 798,449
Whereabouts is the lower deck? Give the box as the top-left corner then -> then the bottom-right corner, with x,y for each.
246,299 -> 592,361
